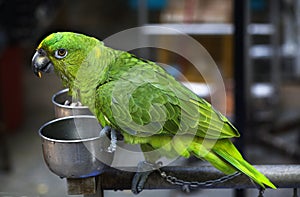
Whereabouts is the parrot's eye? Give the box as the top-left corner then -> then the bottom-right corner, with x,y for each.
54,48 -> 68,59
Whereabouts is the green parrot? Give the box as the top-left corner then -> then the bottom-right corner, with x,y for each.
32,32 -> 276,193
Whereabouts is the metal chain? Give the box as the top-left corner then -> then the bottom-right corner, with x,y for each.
156,167 -> 241,193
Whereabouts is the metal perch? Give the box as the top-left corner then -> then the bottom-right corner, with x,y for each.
66,165 -> 300,196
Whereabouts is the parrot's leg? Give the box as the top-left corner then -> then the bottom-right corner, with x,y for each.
99,126 -> 122,153
131,144 -> 161,194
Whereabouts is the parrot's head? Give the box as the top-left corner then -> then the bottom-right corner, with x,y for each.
32,32 -> 101,83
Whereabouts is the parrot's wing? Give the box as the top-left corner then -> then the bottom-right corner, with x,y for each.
96,54 -> 239,139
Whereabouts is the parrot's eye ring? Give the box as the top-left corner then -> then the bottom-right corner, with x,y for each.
55,49 -> 68,59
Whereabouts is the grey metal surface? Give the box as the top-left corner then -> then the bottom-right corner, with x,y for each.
98,165 -> 300,190
38,116 -> 114,178
52,88 -> 93,118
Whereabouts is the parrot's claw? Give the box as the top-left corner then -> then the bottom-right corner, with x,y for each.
107,128 -> 117,153
99,126 -> 121,153
131,161 -> 162,194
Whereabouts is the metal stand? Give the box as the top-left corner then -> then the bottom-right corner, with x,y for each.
67,177 -> 103,197
65,165 -> 300,196
233,0 -> 247,196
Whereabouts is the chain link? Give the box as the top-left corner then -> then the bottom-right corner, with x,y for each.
157,167 -> 241,192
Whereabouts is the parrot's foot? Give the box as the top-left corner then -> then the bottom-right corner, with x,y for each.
99,126 -> 122,153
131,161 -> 162,194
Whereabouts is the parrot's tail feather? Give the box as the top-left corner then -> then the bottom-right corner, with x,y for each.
212,140 -> 277,189
214,149 -> 276,189
191,139 -> 276,189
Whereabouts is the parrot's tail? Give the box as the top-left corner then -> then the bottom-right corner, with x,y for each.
191,138 -> 276,189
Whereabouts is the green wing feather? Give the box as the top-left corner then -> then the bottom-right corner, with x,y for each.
96,52 -> 239,139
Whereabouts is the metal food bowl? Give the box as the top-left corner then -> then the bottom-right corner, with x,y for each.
39,116 -> 114,178
52,88 -> 93,118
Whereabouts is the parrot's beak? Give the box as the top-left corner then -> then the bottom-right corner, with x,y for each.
32,48 -> 53,78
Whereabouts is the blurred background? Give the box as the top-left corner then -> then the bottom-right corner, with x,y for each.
0,0 -> 299,196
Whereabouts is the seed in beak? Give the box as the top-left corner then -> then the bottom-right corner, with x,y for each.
38,71 -> 42,78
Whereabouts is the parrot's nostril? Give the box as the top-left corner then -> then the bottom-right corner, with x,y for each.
37,48 -> 47,56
